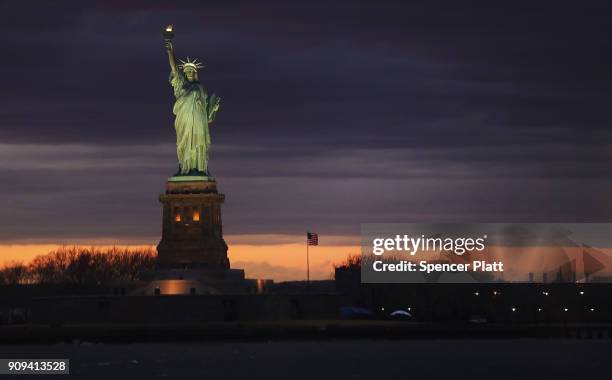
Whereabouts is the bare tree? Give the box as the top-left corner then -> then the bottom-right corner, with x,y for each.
8,246 -> 157,285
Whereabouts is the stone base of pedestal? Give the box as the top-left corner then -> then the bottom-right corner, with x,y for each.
134,268 -> 249,295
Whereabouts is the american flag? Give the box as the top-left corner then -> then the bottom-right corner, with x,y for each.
307,232 -> 319,246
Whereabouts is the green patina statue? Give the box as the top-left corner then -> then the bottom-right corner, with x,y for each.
164,26 -> 221,176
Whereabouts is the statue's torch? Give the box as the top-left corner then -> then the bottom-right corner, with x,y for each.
163,24 -> 174,41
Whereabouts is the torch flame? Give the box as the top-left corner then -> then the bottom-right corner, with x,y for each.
166,25 -> 173,32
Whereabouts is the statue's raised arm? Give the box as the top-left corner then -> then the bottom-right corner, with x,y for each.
165,40 -> 178,75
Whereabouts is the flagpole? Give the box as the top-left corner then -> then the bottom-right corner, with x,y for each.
306,234 -> 310,286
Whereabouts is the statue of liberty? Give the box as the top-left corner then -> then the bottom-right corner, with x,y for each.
164,28 -> 221,176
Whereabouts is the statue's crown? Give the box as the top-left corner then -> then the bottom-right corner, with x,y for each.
178,57 -> 205,71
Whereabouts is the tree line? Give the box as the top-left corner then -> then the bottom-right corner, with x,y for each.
0,246 -> 156,285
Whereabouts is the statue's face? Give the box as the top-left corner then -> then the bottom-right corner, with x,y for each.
184,69 -> 196,82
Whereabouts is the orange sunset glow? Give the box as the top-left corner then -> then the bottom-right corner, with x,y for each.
0,235 -> 360,282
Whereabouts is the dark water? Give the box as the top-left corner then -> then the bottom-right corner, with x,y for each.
1,339 -> 610,379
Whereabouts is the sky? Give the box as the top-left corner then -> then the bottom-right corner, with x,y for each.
1,1 -> 612,280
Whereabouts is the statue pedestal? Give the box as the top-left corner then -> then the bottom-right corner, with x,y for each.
153,176 -> 252,293
157,177 -> 229,269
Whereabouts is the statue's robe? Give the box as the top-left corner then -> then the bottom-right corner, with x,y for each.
170,71 -> 218,175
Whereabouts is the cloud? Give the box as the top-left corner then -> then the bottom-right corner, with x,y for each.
2,1 -> 611,147
1,1 -> 612,242
0,141 -> 611,242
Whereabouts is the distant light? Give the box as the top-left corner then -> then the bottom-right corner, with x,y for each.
564,308 -> 568,312
493,291 -> 498,296
407,307 -> 412,311
579,291 -> 584,295
538,308 -> 542,312
542,291 -> 549,296
381,307 -> 385,311
474,292 -> 479,296
166,25 -> 173,32
511,307 -> 517,312
590,308 -> 595,312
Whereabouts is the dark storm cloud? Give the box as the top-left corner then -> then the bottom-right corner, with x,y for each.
1,1 -> 611,241
1,142 -> 610,241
